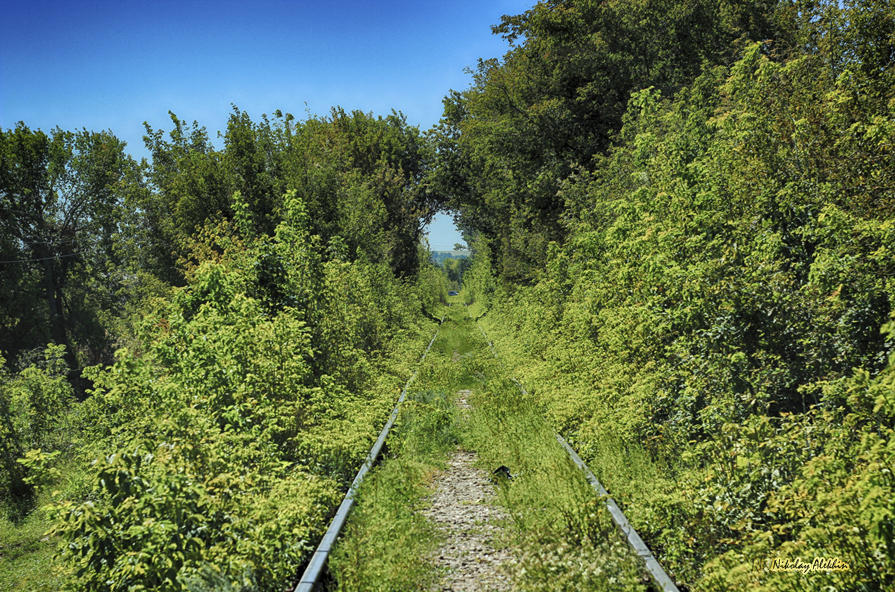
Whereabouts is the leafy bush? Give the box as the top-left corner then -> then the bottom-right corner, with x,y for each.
52,437 -> 338,591
457,8 -> 895,585
49,190 -> 445,590
0,345 -> 74,518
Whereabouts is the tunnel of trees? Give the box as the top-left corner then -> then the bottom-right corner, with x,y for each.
2,0 -> 894,589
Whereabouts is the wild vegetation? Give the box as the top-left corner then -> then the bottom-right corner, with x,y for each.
450,0 -> 895,589
1,0 -> 893,589
434,253 -> 471,292
1,108 -> 447,590
332,303 -> 647,591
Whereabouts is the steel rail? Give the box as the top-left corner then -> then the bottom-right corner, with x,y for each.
555,435 -> 680,592
465,304 -> 680,592
293,314 -> 445,592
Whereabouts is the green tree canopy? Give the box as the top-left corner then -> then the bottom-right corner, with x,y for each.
0,123 -> 135,383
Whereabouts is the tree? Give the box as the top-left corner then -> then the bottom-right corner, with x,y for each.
141,114 -> 233,285
0,123 -> 132,389
442,0 -> 782,279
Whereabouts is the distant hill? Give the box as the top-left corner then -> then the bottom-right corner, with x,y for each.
431,251 -> 469,265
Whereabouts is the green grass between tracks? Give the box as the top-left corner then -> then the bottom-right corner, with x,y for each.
328,304 -> 467,591
330,300 -> 648,591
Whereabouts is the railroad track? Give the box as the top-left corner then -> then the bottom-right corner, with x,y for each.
291,305 -> 680,591
292,314 -> 445,592
467,303 -> 680,592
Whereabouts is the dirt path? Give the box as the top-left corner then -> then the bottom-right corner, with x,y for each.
424,390 -> 515,591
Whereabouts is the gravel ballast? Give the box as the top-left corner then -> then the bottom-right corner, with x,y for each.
423,390 -> 515,591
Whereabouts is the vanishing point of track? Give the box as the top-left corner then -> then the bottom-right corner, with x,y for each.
291,304 -> 680,591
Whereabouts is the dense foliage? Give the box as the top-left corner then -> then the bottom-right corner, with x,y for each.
50,193 -> 440,589
0,345 -> 75,519
0,125 -> 139,391
1,107 -> 448,590
431,0 -> 782,279
433,253 -> 471,291
454,0 -> 895,589
2,0 -> 893,588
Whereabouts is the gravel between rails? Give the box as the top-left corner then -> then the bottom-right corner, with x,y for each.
424,390 -> 515,591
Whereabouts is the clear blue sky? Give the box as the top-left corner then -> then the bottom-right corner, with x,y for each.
0,0 -> 531,250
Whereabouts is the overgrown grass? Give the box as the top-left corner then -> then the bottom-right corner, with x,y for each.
0,501 -> 63,592
328,447 -> 442,591
465,300 -> 652,589
329,306 -> 466,591
461,371 -> 648,591
333,302 -> 649,591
